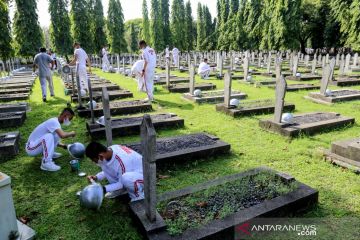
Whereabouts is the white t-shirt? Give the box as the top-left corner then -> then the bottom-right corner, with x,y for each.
142,46 -> 157,70
27,118 -> 61,143
165,48 -> 170,58
96,145 -> 143,192
198,62 -> 211,74
74,48 -> 88,68
131,60 -> 145,76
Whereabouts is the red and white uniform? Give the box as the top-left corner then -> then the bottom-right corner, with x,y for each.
95,145 -> 144,201
142,46 -> 156,100
74,47 -> 89,91
25,118 -> 61,163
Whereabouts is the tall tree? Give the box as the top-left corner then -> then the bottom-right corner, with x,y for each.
229,0 -> 239,14
49,0 -> 73,56
161,0 -> 171,46
129,23 -> 138,52
125,19 -> 143,52
89,0 -> 107,52
184,1 -> 194,51
260,0 -> 301,50
142,0 -> 151,43
71,0 -> 93,52
0,0 -> 13,70
196,3 -> 205,50
13,0 -> 43,57
171,0 -> 186,49
243,0 -> 263,50
107,0 -> 126,53
150,0 -> 164,51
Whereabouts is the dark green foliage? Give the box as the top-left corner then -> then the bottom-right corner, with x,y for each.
150,0 -> 164,51
49,0 -> 73,56
107,0 -> 126,54
142,0 -> 151,43
89,0 -> 107,52
161,0 -> 172,46
0,0 -> 13,63
13,0 -> 43,57
125,19 -> 142,53
184,1 -> 194,51
71,0 -> 93,53
170,0 -> 186,49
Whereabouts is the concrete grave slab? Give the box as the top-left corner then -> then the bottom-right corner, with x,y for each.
216,99 -> 295,117
0,111 -> 26,128
324,138 -> 360,173
306,89 -> 360,104
183,90 -> 247,104
130,167 -> 318,240
87,113 -> 184,139
0,103 -> 28,113
164,83 -> 216,93
77,100 -> 152,118
126,133 -> 230,165
71,90 -> 133,102
259,112 -> 355,137
0,93 -> 29,101
0,131 -> 20,160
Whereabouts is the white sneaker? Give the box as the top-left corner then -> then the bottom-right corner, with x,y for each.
41,161 -> 61,172
52,152 -> 62,159
105,189 -> 127,199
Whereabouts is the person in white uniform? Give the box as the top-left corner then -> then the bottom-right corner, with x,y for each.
101,45 -> 110,72
69,42 -> 92,93
198,58 -> 211,79
86,142 -> 144,201
131,59 -> 146,93
26,108 -> 76,172
33,47 -> 55,102
139,40 -> 156,101
172,47 -> 179,66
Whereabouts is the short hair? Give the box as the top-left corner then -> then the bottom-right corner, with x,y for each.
73,42 -> 80,47
39,47 -> 47,53
61,107 -> 75,116
204,58 -> 208,62
86,142 -> 108,159
139,40 -> 147,46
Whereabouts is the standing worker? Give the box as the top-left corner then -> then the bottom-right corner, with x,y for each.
139,40 -> 156,102
69,42 -> 92,94
33,47 -> 55,102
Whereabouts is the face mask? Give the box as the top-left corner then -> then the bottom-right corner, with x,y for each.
96,158 -> 104,166
63,118 -> 71,126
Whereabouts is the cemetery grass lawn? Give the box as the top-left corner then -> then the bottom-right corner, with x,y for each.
1,68 -> 360,239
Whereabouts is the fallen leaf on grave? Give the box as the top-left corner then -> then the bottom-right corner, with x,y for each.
20,216 -> 30,224
158,175 -> 170,179
214,211 -> 220,219
196,201 -> 208,208
65,202 -> 74,208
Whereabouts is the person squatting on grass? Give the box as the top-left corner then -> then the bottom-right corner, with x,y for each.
25,108 -> 76,172
85,142 -> 144,201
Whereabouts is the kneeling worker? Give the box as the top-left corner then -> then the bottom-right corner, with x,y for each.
85,142 -> 144,201
198,58 -> 211,79
26,108 -> 76,172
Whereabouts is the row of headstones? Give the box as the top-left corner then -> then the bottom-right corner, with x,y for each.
0,59 -> 23,75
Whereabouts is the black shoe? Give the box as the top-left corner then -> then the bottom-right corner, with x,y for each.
43,97 -> 47,102
51,94 -> 55,97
